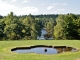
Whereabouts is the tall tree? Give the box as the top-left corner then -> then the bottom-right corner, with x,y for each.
4,12 -> 24,40
22,14 -> 39,39
54,14 -> 80,40
0,19 -> 5,40
54,15 -> 66,39
46,18 -> 56,38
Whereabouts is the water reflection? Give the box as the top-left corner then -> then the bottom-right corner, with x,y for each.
44,48 -> 47,52
56,48 -> 63,53
56,47 -> 72,53
37,28 -> 53,40
12,47 -> 78,54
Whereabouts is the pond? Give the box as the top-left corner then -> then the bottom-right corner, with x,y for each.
11,45 -> 78,54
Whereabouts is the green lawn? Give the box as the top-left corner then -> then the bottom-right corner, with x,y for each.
0,40 -> 80,60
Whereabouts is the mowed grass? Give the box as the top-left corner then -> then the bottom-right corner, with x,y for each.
0,40 -> 80,60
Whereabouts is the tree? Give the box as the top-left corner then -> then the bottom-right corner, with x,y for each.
0,15 -> 3,19
22,14 -> 39,40
54,14 -> 80,40
4,12 -> 25,40
46,18 -> 56,38
64,14 -> 79,39
54,15 -> 66,39
31,23 -> 38,39
0,19 -> 5,40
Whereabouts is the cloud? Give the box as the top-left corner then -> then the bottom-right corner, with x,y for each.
52,3 -> 67,6
4,1 -> 8,3
11,0 -> 17,2
41,4 -> 44,6
0,1 -> 39,16
50,11 -> 58,14
15,7 -> 39,15
52,3 -> 60,5
52,9 -> 65,14
47,6 -> 54,10
0,1 -> 16,10
54,11 -> 58,13
61,3 -> 67,6
43,12 -> 47,14
57,9 -> 65,11
22,0 -> 29,3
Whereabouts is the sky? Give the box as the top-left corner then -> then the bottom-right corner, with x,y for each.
0,0 -> 80,16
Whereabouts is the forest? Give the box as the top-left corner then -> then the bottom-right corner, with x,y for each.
0,12 -> 80,40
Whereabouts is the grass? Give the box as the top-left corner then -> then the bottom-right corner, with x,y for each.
0,40 -> 80,60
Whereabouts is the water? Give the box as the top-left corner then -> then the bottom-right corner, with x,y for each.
15,47 -> 57,54
12,47 -> 78,54
41,28 -> 47,36
37,28 -> 53,40
37,28 -> 47,40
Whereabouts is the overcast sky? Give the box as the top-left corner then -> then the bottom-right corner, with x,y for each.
0,0 -> 80,16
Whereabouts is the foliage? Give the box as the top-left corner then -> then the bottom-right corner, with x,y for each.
54,14 -> 80,40
0,12 -> 80,40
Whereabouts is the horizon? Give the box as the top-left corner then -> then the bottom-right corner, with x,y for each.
1,12 -> 80,16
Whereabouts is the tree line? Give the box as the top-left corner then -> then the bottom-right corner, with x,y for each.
0,12 -> 80,40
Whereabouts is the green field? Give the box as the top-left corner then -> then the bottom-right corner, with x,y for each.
0,40 -> 80,60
